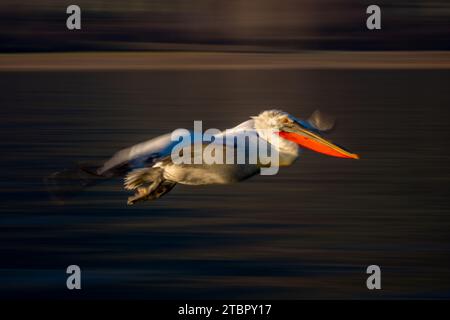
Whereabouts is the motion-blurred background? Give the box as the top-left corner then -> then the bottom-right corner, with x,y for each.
1,0 -> 449,52
0,1 -> 449,299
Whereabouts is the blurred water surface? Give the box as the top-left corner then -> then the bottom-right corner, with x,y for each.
0,68 -> 449,298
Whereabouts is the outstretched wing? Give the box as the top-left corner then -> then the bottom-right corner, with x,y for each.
304,110 -> 335,132
97,129 -> 192,176
98,119 -> 258,177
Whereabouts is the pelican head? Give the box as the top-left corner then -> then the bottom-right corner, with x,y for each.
253,109 -> 359,159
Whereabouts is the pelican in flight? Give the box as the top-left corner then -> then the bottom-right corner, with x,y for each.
47,110 -> 359,205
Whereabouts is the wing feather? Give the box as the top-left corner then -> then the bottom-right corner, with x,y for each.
97,119 -> 258,176
97,129 -> 190,175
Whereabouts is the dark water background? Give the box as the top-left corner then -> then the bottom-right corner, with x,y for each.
0,69 -> 449,298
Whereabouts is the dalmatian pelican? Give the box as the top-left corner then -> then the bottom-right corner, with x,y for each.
46,110 -> 359,205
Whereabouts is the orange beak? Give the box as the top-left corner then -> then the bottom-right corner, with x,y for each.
277,129 -> 359,159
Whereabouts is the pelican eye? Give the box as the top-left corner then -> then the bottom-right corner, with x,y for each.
280,117 -> 294,127
281,117 -> 291,124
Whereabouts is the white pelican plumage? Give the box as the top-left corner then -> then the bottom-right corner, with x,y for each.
47,110 -> 359,205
